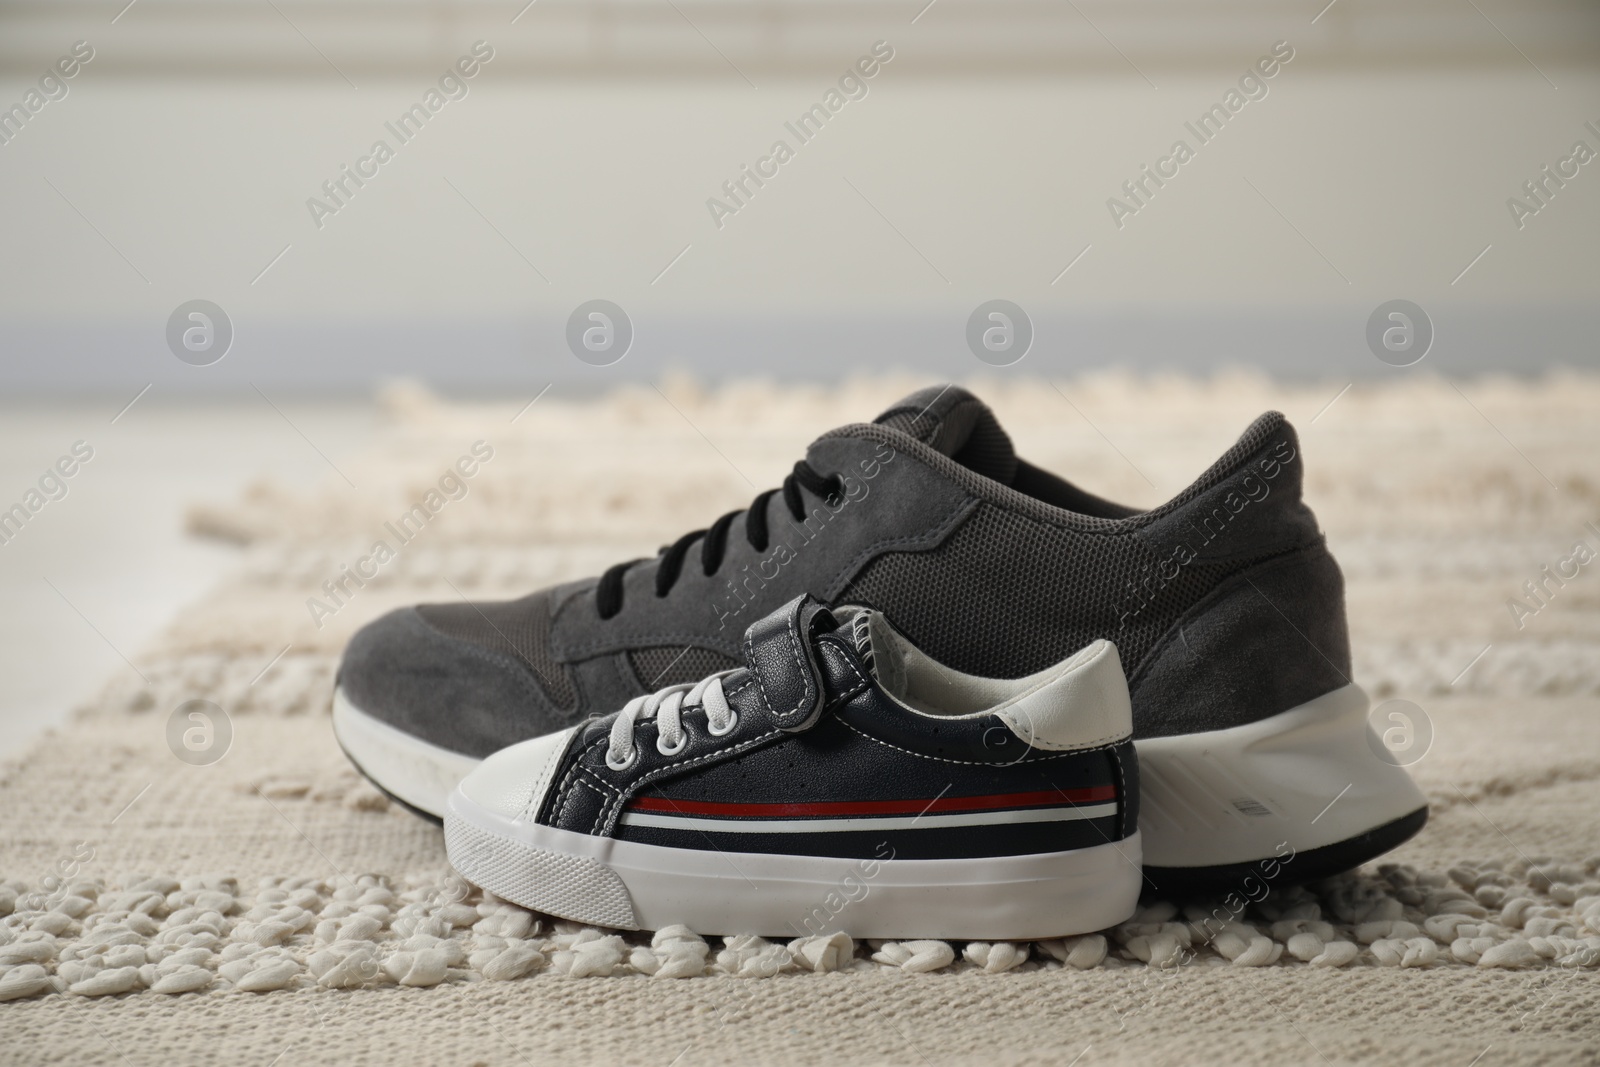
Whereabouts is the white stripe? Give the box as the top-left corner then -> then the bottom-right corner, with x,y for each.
618,802 -> 1118,835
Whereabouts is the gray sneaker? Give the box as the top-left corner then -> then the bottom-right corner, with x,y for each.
334,385 -> 1426,895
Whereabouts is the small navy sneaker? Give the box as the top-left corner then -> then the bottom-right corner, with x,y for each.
443,595 -> 1142,939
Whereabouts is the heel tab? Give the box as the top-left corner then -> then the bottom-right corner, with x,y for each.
994,639 -> 1133,752
1171,410 -> 1301,508
1136,411 -> 1317,566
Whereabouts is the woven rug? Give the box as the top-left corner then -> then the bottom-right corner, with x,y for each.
5,374 -> 1600,1065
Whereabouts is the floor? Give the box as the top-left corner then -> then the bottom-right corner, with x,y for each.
0,399 -> 377,759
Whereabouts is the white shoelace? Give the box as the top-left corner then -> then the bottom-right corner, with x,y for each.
606,672 -> 738,769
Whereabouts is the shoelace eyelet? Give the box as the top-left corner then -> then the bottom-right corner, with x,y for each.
605,748 -> 637,772
706,710 -> 739,738
656,730 -> 689,757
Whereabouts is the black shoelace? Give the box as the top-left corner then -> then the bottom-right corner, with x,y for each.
594,460 -> 843,620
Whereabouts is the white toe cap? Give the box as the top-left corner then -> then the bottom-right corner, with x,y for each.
456,726 -> 579,822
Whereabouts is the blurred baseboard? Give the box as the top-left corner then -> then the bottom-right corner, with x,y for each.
4,303 -> 1595,398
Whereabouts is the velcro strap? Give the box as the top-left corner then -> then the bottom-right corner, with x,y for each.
741,593 -> 827,732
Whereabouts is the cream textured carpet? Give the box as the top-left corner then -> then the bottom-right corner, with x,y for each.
4,374 -> 1600,1065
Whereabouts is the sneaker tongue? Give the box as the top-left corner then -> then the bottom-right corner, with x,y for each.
871,385 -> 1018,485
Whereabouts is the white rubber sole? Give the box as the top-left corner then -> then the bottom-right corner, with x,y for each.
332,687 -> 479,819
444,787 -> 1142,939
1136,683 -> 1427,870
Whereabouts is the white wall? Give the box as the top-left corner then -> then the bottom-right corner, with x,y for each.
1,0 -> 1596,391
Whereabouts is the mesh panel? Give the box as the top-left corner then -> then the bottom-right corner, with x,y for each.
628,646 -> 741,689
416,592 -> 578,710
844,502 -> 1275,678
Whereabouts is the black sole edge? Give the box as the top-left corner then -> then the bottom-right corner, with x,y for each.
1141,806 -> 1431,901
337,738 -> 446,828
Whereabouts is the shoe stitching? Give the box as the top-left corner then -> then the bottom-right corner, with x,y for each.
548,734 -> 609,828
517,728 -> 582,823
743,606 -> 814,726
817,639 -> 869,693
546,703 -> 786,837
572,777 -> 612,835
1015,725 -> 1131,751
837,718 -> 1126,766
820,495 -> 979,605
824,682 -> 871,710
549,760 -> 583,828
555,774 -> 599,830
599,727 -> 785,837
572,765 -> 624,835
550,761 -> 616,835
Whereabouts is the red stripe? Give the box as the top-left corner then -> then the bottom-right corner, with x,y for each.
627,785 -> 1116,819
